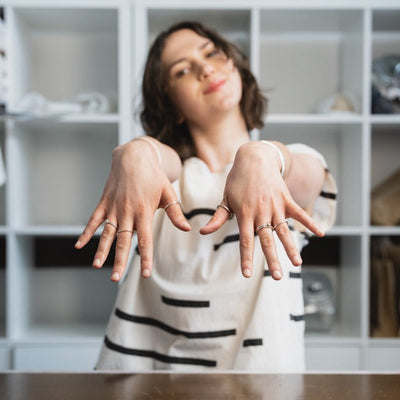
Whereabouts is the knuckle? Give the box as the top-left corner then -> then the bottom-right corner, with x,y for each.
240,236 -> 253,249
102,226 -> 116,238
116,237 -> 131,250
138,236 -> 152,249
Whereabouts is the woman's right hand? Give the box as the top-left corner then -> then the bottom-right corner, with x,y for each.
74,139 -> 191,281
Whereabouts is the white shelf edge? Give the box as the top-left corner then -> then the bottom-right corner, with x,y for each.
370,115 -> 400,125
305,337 -> 363,346
367,338 -> 400,346
368,226 -> 400,235
326,226 -> 364,236
58,114 -> 120,124
264,114 -> 364,124
13,225 -> 96,236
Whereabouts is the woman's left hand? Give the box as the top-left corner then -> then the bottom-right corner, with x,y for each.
199,141 -> 324,280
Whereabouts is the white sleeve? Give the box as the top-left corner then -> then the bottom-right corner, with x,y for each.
287,143 -> 338,234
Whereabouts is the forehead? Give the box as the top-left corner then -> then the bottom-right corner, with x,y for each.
161,29 -> 210,66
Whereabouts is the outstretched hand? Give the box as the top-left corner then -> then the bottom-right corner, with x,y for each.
200,142 -> 324,280
75,141 -> 190,281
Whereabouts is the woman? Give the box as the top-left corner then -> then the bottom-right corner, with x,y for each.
75,22 -> 336,371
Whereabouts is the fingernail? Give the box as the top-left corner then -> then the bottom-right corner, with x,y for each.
142,268 -> 151,278
243,268 -> 252,278
111,272 -> 120,281
75,240 -> 81,248
294,256 -> 302,265
273,270 -> 282,280
93,258 -> 101,268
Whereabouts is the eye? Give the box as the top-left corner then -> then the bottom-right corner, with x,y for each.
175,67 -> 190,78
207,49 -> 221,58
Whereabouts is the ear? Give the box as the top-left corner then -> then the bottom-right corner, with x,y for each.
177,114 -> 185,124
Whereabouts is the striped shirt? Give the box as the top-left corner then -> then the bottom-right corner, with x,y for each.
95,143 -> 337,372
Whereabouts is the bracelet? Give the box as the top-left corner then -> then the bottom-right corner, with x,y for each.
260,140 -> 285,178
134,137 -> 162,165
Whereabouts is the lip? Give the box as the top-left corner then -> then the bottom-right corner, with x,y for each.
203,79 -> 227,95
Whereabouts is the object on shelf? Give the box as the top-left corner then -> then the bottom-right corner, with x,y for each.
0,9 -> 7,113
303,268 -> 337,332
370,237 -> 400,338
11,91 -> 111,119
372,54 -> 400,114
0,145 -> 5,186
315,92 -> 359,115
371,168 -> 400,226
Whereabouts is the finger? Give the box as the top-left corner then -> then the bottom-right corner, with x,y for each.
288,203 -> 325,237
237,219 -> 255,278
111,221 -> 135,282
273,219 -> 302,267
199,206 -> 231,235
256,222 -> 282,280
92,218 -> 118,269
75,207 -> 106,249
135,213 -> 154,278
163,199 -> 191,231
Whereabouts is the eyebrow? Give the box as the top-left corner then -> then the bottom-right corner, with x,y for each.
166,40 -> 212,72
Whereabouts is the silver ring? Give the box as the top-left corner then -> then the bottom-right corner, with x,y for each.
273,220 -> 288,231
164,200 -> 179,211
117,229 -> 134,235
105,219 -> 118,229
217,203 -> 234,219
256,223 -> 273,233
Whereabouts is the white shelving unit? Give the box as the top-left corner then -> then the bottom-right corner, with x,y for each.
1,0 -> 399,371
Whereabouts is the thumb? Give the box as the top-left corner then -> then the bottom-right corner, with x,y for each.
199,205 -> 232,235
161,188 -> 191,232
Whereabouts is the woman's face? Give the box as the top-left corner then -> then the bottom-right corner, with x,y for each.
161,29 -> 243,128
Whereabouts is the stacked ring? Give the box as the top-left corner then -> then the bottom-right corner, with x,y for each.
105,219 -> 118,229
117,229 -> 134,234
217,203 -> 234,219
256,223 -> 273,233
164,200 -> 179,211
273,220 -> 289,230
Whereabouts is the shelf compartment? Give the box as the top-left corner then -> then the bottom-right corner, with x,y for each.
259,9 -> 364,115
370,124 -> 400,227
8,7 -> 119,114
10,121 -> 117,226
147,9 -> 251,58
372,9 -> 400,61
0,121 -> 5,226
13,235 -> 118,340
370,235 -> 400,339
302,235 -> 362,339
260,122 -> 363,227
0,235 -> 5,338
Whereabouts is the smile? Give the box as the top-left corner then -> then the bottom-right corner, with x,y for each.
204,79 -> 227,94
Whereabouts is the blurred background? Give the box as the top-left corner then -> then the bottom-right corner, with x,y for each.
0,0 -> 399,372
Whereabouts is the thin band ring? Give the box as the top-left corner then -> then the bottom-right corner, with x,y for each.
117,229 -> 134,235
217,203 -> 234,219
273,220 -> 289,231
105,219 -> 118,229
256,223 -> 273,233
164,200 -> 179,211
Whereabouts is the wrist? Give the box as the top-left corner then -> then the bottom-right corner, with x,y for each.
260,141 -> 285,178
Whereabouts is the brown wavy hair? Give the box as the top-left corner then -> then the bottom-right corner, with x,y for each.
140,21 -> 267,161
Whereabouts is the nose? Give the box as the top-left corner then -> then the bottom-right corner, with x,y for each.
198,61 -> 215,79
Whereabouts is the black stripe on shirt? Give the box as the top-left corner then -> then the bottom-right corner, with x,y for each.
214,234 -> 240,251
243,338 -> 263,347
115,308 -> 236,339
104,336 -> 217,367
161,295 -> 210,308
264,271 -> 302,278
320,191 -> 337,200
183,208 -> 215,220
290,314 -> 305,322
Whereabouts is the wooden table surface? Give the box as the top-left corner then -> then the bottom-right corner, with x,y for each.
1,372 -> 399,399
